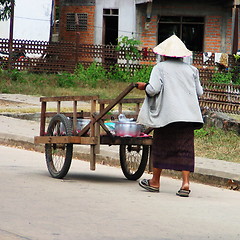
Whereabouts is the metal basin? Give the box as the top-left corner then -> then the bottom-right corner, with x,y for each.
115,121 -> 141,137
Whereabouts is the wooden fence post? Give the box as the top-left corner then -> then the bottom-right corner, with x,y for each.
8,0 -> 15,71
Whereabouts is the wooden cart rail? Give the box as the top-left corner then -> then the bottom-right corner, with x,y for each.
39,95 -> 99,136
35,136 -> 98,144
100,135 -> 153,146
34,135 -> 153,146
40,95 -> 99,102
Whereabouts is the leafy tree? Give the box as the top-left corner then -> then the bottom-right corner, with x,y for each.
0,0 -> 14,21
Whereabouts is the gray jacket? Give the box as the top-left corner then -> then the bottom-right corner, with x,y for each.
137,59 -> 204,128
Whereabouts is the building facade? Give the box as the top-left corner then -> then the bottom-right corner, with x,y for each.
136,0 -> 237,54
57,0 -> 239,54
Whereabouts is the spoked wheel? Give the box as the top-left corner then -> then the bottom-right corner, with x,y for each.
119,145 -> 149,180
45,114 -> 73,179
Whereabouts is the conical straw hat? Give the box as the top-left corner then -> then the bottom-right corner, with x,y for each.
153,35 -> 192,57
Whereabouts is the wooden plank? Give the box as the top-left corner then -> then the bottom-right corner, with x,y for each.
90,99 -> 96,137
98,98 -> 144,104
45,112 -> 90,118
40,101 -> 46,136
90,99 -> 97,170
100,136 -> 153,145
135,103 -> 140,114
118,103 -> 122,113
57,101 -> 61,114
40,95 -> 99,102
73,101 -> 77,132
95,121 -> 100,154
90,145 -> 96,171
98,118 -> 114,138
34,136 -> 98,144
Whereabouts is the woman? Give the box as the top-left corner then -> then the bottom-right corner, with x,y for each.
136,35 -> 203,197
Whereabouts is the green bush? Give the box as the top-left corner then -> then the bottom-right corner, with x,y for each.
7,69 -> 24,82
211,72 -> 233,84
194,127 -> 211,138
57,72 -> 77,88
131,65 -> 153,83
74,62 -> 107,88
108,64 -> 152,83
211,69 -> 240,85
108,65 -> 132,82
230,67 -> 240,85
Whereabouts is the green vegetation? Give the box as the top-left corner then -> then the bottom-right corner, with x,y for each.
194,127 -> 240,163
211,69 -> 240,85
0,64 -> 239,163
0,63 -> 152,98
233,54 -> 240,62
211,72 -> 234,84
116,36 -> 142,62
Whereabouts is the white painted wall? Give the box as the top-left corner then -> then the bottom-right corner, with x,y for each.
0,0 -> 52,41
94,0 -> 136,44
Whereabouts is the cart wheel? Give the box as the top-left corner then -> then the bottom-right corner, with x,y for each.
45,114 -> 73,179
119,145 -> 149,180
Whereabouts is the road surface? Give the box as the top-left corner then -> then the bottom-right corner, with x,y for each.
0,145 -> 240,240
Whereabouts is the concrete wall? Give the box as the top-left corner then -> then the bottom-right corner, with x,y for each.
0,0 -> 52,41
94,0 -> 136,44
136,0 -> 233,53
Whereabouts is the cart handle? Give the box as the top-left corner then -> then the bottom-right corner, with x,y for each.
78,83 -> 138,136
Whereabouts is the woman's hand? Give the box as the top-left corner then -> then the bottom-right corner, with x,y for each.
136,82 -> 147,90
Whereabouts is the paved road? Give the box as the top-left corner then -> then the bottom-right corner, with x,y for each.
0,145 -> 240,240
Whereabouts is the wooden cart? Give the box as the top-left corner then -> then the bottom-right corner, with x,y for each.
34,83 -> 153,180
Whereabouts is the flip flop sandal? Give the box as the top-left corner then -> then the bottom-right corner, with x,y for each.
139,179 -> 159,192
176,189 -> 191,197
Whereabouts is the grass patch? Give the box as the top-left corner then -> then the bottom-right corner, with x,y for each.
194,127 -> 240,163
0,69 -> 145,99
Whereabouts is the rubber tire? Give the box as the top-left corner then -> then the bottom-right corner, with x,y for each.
45,114 -> 73,179
119,145 -> 149,180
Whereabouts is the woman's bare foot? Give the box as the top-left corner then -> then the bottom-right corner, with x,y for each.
181,183 -> 190,191
149,179 -> 160,188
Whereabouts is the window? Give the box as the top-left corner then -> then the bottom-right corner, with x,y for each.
158,16 -> 204,52
103,9 -> 119,16
66,13 -> 88,31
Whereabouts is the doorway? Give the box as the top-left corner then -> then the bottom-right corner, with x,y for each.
103,9 -> 119,45
102,9 -> 119,66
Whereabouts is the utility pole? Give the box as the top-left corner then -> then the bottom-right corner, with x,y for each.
232,0 -> 240,54
8,0 -> 14,71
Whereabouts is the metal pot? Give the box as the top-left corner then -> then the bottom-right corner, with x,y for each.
115,121 -> 141,137
76,119 -> 90,130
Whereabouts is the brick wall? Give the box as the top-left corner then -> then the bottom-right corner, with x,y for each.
140,15 -> 158,50
59,5 -> 95,45
139,14 -> 234,54
59,5 -> 95,62
226,16 -> 233,54
205,16 -> 222,52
